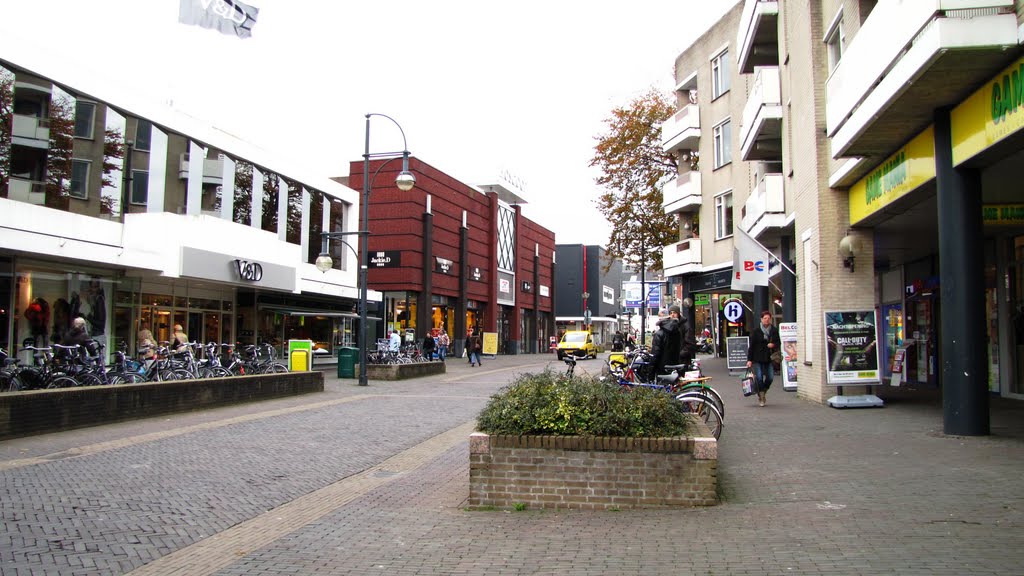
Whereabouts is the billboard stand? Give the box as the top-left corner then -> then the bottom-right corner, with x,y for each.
824,309 -> 885,408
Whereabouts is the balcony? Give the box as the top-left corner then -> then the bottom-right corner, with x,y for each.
741,172 -> 785,237
827,1 -> 1016,160
178,153 -> 225,185
662,237 -> 702,278
663,171 -> 702,215
662,104 -> 700,154
7,178 -> 46,205
739,67 -> 782,161
11,114 -> 50,148
736,0 -> 780,74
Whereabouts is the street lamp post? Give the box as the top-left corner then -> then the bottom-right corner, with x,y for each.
317,113 -> 414,386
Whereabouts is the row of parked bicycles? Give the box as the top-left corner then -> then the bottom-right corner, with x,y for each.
366,341 -> 440,364
0,340 -> 288,392
562,346 -> 724,440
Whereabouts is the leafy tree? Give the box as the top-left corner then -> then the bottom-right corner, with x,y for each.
45,93 -> 75,210
590,88 -> 682,272
0,68 -> 13,196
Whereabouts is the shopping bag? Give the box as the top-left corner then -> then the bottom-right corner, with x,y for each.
741,370 -> 756,397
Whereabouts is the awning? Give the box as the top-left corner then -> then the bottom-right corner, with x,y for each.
258,304 -> 379,321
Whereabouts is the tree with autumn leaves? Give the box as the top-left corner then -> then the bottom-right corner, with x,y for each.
590,88 -> 684,272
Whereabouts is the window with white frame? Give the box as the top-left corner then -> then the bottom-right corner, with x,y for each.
70,159 -> 90,199
713,119 -> 732,169
714,190 -> 733,240
130,170 -> 148,205
74,101 -> 95,139
711,49 -> 730,99
824,11 -> 845,74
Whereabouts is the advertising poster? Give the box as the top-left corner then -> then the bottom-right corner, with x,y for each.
779,322 -> 798,391
824,310 -> 880,384
482,332 -> 499,355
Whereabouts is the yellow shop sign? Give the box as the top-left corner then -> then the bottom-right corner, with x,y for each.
983,204 -> 1024,226
849,126 -> 935,225
952,56 -> 1024,166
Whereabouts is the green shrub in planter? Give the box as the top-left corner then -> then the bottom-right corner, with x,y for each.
476,369 -> 691,438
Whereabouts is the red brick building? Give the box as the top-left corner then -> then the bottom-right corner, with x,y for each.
347,157 -> 556,355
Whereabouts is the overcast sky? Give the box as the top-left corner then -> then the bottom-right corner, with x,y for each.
1,0 -> 739,245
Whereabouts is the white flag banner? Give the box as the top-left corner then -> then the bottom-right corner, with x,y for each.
179,0 -> 259,39
732,227 -> 770,289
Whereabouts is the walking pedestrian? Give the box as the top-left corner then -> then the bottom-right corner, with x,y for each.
468,329 -> 483,367
747,310 -> 781,407
437,330 -> 450,362
422,331 -> 436,361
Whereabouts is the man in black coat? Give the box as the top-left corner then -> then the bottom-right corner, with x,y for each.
673,304 -> 697,368
746,310 -> 781,407
650,311 -> 681,377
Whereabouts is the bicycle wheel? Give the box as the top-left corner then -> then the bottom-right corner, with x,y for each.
173,368 -> 196,379
46,375 -> 78,389
1,371 -> 24,392
74,372 -> 105,387
110,371 -> 146,385
156,369 -> 178,382
201,366 -> 233,378
675,393 -> 723,440
678,384 -> 726,419
263,362 -> 288,374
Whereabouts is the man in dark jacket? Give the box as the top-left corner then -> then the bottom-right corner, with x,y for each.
650,312 -> 681,376
670,304 -> 697,368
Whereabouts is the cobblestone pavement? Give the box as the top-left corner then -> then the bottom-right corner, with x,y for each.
1,353 -> 1022,575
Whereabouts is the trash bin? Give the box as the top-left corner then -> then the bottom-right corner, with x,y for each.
337,347 -> 358,378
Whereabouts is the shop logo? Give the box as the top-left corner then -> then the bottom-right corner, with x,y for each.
743,260 -> 765,272
234,259 -> 263,282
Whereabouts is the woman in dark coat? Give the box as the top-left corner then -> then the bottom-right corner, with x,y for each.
747,310 -> 781,407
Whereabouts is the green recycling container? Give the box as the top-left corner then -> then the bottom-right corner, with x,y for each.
337,347 -> 358,378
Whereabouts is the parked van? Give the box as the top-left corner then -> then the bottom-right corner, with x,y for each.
557,331 -> 597,360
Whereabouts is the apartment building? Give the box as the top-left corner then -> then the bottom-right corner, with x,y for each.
0,52 -> 368,364
672,0 -> 1024,433
663,1 -> 765,354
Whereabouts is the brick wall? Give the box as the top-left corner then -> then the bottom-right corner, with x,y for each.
468,422 -> 718,510
0,371 -> 324,440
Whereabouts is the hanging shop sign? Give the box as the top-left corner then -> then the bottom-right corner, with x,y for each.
522,280 -> 533,293
369,251 -> 401,268
539,285 -> 550,297
849,126 -> 935,225
469,266 -> 483,282
693,293 -> 711,306
982,203 -> 1024,226
823,309 -> 880,384
434,257 -> 453,274
952,55 -> 1024,166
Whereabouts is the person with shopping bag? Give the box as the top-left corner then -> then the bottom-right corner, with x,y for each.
746,310 -> 781,407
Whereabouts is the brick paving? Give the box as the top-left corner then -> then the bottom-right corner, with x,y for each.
1,353 -> 1022,575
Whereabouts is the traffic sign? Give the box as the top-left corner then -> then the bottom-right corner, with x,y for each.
583,309 -> 592,324
723,299 -> 744,323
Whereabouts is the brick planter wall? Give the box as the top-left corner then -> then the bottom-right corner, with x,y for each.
0,371 -> 324,440
365,362 -> 446,380
469,418 -> 717,510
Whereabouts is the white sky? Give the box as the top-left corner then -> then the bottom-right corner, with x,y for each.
1,0 -> 739,245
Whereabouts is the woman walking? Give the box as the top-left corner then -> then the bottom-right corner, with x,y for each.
746,310 -> 781,407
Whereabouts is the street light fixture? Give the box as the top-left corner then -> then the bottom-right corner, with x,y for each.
316,114 -> 414,386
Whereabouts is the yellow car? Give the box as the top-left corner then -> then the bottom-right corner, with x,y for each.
557,331 -> 598,360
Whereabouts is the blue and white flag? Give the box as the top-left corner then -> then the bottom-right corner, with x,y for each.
179,0 -> 259,39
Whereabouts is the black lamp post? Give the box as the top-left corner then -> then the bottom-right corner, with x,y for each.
315,113 -> 414,386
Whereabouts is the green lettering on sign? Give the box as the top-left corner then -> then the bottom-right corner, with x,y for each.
983,204 -> 1024,225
